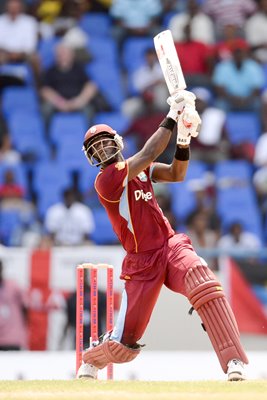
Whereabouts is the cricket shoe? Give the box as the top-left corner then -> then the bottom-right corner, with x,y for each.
77,362 -> 98,379
227,359 -> 246,381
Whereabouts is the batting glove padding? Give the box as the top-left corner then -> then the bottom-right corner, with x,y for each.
177,105 -> 201,146
83,340 -> 141,369
167,90 -> 196,122
185,265 -> 248,373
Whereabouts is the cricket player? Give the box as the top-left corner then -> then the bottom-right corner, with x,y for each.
79,90 -> 248,381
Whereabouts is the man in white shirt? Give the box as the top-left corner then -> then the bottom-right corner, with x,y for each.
218,221 -> 262,250
44,188 -> 95,246
0,0 -> 38,61
0,0 -> 39,86
168,0 -> 215,45
245,0 -> 267,64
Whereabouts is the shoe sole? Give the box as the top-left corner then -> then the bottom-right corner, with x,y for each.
77,375 -> 97,379
228,372 -> 246,381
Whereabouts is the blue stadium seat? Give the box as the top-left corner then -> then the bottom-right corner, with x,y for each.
49,112 -> 88,147
0,62 -> 35,87
86,61 -> 125,110
122,37 -> 154,73
220,205 -> 263,240
92,111 -> 130,135
169,160 -> 209,221
264,217 -> 267,244
32,160 -> 72,217
78,161 -> 99,194
123,136 -> 138,159
79,13 -> 111,37
0,210 -> 21,246
91,207 -> 118,245
214,160 -> 263,240
252,284 -> 267,305
8,111 -> 49,160
38,37 -> 59,70
1,87 -> 39,118
225,112 -> 261,145
87,36 -> 119,66
56,134 -> 88,171
214,160 -> 253,181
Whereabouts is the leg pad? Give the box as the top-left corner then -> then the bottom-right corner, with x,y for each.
185,265 -> 248,373
83,340 -> 140,369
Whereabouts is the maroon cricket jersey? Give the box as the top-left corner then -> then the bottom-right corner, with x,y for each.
94,161 -> 175,254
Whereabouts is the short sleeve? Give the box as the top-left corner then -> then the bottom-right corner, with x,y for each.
95,161 -> 128,202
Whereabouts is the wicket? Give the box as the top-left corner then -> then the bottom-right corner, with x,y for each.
76,263 -> 114,379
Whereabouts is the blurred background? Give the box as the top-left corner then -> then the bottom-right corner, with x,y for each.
0,0 -> 267,380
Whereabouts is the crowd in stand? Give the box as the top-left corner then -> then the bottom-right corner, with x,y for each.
0,0 -> 267,253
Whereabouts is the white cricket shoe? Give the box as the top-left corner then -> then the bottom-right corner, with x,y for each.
77,362 -> 98,379
227,359 -> 246,381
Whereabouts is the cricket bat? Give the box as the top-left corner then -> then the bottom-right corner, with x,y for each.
153,29 -> 186,95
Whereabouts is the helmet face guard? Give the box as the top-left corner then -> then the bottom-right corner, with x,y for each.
83,132 -> 124,167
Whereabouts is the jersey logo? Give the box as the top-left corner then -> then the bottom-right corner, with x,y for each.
137,171 -> 147,182
115,161 -> 126,170
134,190 -> 152,202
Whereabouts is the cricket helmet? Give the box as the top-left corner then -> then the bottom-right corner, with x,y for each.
82,124 -> 124,167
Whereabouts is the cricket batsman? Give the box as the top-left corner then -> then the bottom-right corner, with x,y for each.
78,90 -> 248,381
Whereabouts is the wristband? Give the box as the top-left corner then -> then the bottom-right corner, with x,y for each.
159,117 -> 176,131
174,145 -> 190,161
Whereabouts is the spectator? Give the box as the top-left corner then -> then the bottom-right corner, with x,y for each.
211,24 -> 245,65
110,0 -> 162,51
186,209 -> 219,270
123,47 -> 169,118
40,43 -> 99,123
60,268 -> 106,350
153,183 -> 178,231
0,169 -> 25,200
0,134 -> 21,166
30,0 -> 64,39
86,0 -> 112,13
52,0 -> 90,62
0,168 -> 38,246
123,102 -> 169,160
263,91 -> 267,133
202,0 -> 256,40
253,131 -> 267,219
254,131 -> 267,169
0,0 -> 38,62
245,0 -> 267,64
212,38 -> 265,112
44,187 -> 95,246
0,260 -> 28,350
174,22 -> 212,88
168,0 -> 215,45
218,221 -> 262,250
190,86 -> 229,163
0,0 -> 39,83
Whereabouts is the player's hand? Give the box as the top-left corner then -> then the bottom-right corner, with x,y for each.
167,90 -> 196,122
177,105 -> 201,146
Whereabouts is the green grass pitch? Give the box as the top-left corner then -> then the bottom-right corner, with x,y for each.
0,380 -> 267,400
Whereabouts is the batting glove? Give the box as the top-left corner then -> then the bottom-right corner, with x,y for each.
177,105 -> 202,146
167,90 -> 196,122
